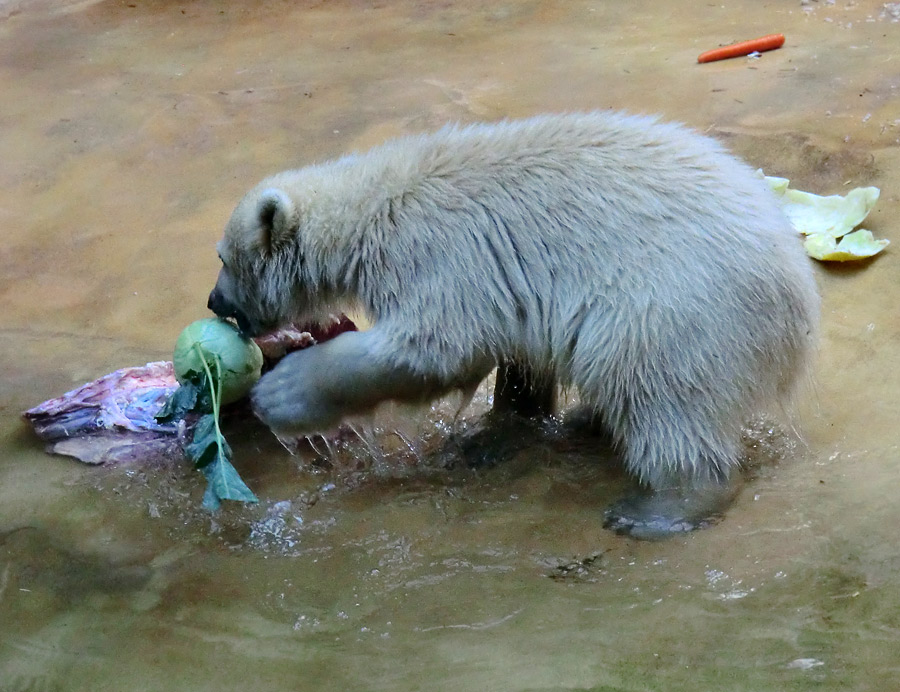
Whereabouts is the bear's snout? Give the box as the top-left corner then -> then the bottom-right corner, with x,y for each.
207,286 -> 233,320
208,287 -> 255,335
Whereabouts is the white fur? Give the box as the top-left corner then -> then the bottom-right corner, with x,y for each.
217,112 -> 820,488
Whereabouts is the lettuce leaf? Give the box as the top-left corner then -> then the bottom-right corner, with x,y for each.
764,175 -> 888,262
778,186 -> 880,238
803,229 -> 891,262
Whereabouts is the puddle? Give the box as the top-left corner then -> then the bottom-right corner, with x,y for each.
1,0 -> 899,690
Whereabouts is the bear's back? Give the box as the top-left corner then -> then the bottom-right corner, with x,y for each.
365,112 -> 801,303
353,113 -> 816,394
368,112 -> 792,263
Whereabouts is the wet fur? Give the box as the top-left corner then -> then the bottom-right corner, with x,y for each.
211,112 -> 819,492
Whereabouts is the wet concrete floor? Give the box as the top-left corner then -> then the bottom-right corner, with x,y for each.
1,1 -> 899,690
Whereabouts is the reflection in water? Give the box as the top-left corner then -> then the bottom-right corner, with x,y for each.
1,0 -> 899,690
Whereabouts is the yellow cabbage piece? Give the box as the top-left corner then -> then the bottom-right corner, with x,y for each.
765,175 -> 791,197
803,229 -> 891,262
764,175 -> 888,262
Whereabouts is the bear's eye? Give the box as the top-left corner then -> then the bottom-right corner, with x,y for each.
215,241 -> 231,269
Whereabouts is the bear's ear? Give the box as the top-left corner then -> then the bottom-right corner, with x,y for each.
256,188 -> 299,255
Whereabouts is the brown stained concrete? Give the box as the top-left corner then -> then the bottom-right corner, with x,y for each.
1,2 -> 899,691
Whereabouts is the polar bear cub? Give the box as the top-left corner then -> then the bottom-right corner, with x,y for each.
208,112 -> 819,538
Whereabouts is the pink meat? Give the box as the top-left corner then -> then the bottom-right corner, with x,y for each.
22,316 -> 358,463
24,361 -> 178,439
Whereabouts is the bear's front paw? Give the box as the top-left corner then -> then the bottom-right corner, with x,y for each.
250,365 -> 342,437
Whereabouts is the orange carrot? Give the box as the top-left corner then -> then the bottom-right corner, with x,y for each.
697,33 -> 785,63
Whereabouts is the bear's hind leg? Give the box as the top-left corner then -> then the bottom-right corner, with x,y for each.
603,479 -> 743,540
493,360 -> 556,418
602,412 -> 744,540
448,361 -> 556,468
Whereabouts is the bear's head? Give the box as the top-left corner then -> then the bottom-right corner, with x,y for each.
209,186 -> 305,337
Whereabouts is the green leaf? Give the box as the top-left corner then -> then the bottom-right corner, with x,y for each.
188,371 -> 215,413
202,476 -> 222,512
201,452 -> 259,511
155,380 -> 200,423
185,414 -> 216,467
186,411 -> 254,511
155,368 -> 216,424
185,413 -> 232,468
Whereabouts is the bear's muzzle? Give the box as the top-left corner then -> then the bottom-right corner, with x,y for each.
208,287 -> 256,336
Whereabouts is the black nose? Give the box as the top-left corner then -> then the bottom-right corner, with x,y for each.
207,288 -> 256,335
208,288 -> 225,315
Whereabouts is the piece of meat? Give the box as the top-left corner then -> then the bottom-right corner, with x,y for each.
24,361 -> 179,440
23,361 -> 181,464
255,314 -> 358,363
22,316 -> 357,465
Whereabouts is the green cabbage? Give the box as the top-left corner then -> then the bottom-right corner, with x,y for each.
173,318 -> 263,404
158,318 -> 263,510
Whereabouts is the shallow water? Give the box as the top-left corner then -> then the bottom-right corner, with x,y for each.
2,1 -> 899,690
